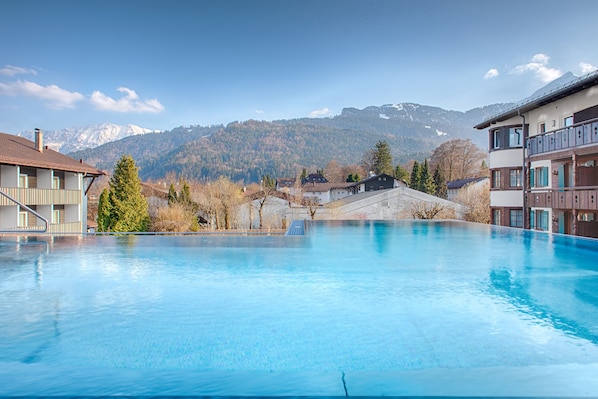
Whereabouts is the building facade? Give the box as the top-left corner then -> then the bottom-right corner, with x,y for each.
0,130 -> 102,234
475,71 -> 598,238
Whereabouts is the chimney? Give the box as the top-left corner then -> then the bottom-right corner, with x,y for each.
34,128 -> 43,153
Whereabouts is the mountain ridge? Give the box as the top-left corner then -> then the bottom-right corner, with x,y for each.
68,102 -> 511,183
17,123 -> 159,153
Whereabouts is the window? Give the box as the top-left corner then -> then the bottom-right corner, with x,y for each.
564,116 -> 573,127
534,166 -> 549,187
492,209 -> 501,225
18,211 -> 28,227
53,209 -> 60,224
509,127 -> 522,147
509,169 -> 522,187
578,212 -> 596,222
539,123 -> 546,134
493,130 -> 500,149
510,209 -> 523,228
535,210 -> 549,231
19,174 -> 28,188
492,170 -> 501,188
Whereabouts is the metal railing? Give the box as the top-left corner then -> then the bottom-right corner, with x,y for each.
0,189 -> 48,233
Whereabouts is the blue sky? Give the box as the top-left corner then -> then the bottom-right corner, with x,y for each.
2,0 -> 598,133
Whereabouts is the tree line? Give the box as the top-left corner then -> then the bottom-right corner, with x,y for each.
94,138 -> 489,232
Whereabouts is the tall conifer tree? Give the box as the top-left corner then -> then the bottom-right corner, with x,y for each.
96,188 -> 112,232
433,165 -> 447,199
107,155 -> 150,232
420,159 -> 436,194
409,161 -> 421,190
373,140 -> 393,175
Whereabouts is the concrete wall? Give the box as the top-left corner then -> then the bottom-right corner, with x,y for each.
285,187 -> 466,221
235,187 -> 467,229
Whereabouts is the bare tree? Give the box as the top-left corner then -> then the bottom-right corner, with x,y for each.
324,160 -> 344,183
410,202 -> 456,220
305,197 -> 320,220
453,180 -> 490,224
197,176 -> 243,229
361,148 -> 376,175
430,139 -> 487,182
253,184 -> 277,229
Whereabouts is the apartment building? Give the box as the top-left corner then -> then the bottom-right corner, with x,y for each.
0,130 -> 103,234
475,71 -> 598,238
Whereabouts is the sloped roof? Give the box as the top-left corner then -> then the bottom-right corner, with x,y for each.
474,70 -> 598,129
447,177 -> 488,190
302,182 -> 354,192
0,132 -> 103,175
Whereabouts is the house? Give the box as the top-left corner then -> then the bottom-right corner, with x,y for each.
446,177 -> 489,201
302,182 -> 355,204
352,173 -> 405,193
0,130 -> 103,234
475,70 -> 598,238
276,173 -> 405,205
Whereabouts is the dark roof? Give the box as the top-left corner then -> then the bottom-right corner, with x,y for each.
474,70 -> 598,129
447,177 -> 488,190
0,132 -> 103,176
357,173 -> 397,184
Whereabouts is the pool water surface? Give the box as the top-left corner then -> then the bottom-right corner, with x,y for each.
1,220 -> 598,396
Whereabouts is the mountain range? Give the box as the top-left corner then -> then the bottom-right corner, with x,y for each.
17,123 -> 158,153
62,102 -> 510,183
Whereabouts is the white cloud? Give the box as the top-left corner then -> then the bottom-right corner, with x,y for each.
510,53 -> 562,83
90,87 -> 164,113
254,109 -> 264,114
531,53 -> 550,64
308,107 -> 330,117
0,80 -> 84,108
0,65 -> 37,77
484,68 -> 499,79
580,62 -> 598,75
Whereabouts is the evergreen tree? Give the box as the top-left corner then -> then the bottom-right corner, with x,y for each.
346,173 -> 360,183
96,188 -> 112,232
409,161 -> 421,190
433,165 -> 448,199
300,168 -> 308,181
373,140 -> 393,175
393,164 -> 409,183
107,155 -> 150,232
420,159 -> 436,194
178,180 -> 194,209
262,174 -> 276,189
167,183 -> 178,205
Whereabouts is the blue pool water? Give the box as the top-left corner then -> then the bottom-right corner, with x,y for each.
1,220 -> 598,396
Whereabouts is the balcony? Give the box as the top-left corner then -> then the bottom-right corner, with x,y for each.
526,187 -> 598,210
0,187 -> 82,206
527,118 -> 598,157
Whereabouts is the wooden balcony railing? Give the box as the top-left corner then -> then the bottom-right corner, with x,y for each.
526,187 -> 598,210
0,187 -> 82,206
527,118 -> 598,156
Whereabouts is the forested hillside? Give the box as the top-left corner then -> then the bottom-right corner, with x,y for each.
70,103 -> 509,183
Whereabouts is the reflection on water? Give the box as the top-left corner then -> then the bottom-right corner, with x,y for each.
1,220 -> 598,395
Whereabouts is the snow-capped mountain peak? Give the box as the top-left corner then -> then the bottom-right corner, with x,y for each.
17,123 -> 159,153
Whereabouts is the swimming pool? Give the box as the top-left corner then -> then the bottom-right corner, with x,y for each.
1,220 -> 598,396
